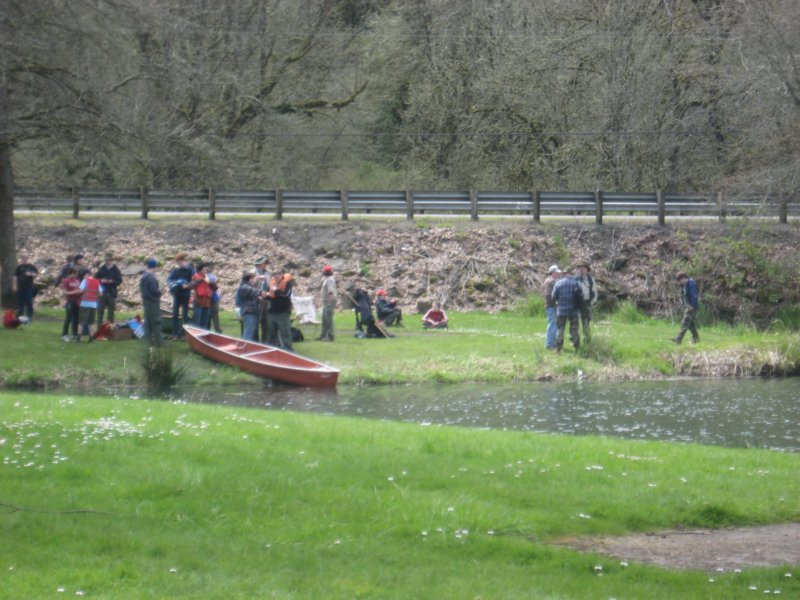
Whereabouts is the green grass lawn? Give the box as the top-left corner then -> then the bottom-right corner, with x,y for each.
1,305 -> 798,388
1,391 -> 798,599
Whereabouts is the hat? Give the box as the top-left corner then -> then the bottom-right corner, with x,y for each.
548,265 -> 561,274
242,269 -> 255,278
376,289 -> 387,296
145,258 -> 158,268
562,265 -> 574,273
322,265 -> 333,274
73,254 -> 84,262
254,256 -> 268,265
175,252 -> 188,261
575,261 -> 591,271
207,274 -> 218,283
104,252 -> 114,260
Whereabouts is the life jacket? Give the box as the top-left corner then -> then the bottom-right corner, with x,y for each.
81,277 -> 101,303
193,273 -> 213,308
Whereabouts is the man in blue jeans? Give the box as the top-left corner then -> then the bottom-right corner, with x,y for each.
542,264 -> 561,349
552,266 -> 582,353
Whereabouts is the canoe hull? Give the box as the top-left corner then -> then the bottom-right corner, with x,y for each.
183,325 -> 339,388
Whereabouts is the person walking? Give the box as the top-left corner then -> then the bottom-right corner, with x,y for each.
140,258 -> 163,347
267,266 -> 294,351
552,266 -> 582,353
543,265 -> 561,349
673,272 -> 700,344
96,252 -> 123,324
318,265 -> 337,341
574,261 -> 598,344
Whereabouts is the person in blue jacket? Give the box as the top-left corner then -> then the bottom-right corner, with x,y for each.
167,252 -> 194,340
673,272 -> 700,344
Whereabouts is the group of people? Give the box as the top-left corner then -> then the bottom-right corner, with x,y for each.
542,261 -> 699,352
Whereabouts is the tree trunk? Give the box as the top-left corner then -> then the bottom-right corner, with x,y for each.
0,141 -> 16,309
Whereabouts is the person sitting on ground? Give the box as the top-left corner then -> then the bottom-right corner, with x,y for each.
422,302 -> 448,329
375,289 -> 402,326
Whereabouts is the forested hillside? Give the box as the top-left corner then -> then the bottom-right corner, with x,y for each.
2,0 -> 799,194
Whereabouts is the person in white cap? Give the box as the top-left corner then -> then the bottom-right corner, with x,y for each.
543,265 -> 561,349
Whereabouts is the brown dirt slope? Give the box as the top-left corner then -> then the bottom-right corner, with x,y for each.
13,219 -> 800,324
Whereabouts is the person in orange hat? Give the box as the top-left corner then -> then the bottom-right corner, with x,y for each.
375,289 -> 402,326
318,265 -> 337,341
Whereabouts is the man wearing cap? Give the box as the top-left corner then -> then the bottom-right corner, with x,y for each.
375,289 -> 402,326
552,266 -> 582,353
673,272 -> 700,344
140,258 -> 163,347
318,265 -> 337,341
575,261 -> 598,344
543,265 -> 561,350
237,271 -> 263,342
167,252 -> 194,340
253,257 -> 271,343
97,252 -> 123,324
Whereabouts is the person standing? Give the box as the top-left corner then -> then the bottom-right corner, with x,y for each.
60,266 -> 82,341
318,265 -> 337,341
140,258 -> 163,347
673,273 -> 700,344
207,268 -> 222,333
267,266 -> 294,351
13,255 -> 38,321
253,257 -> 271,343
543,265 -> 561,350
237,271 -> 262,342
96,252 -> 123,324
167,252 -> 194,340
190,263 -> 213,329
77,267 -> 101,342
574,261 -> 598,344
552,266 -> 582,353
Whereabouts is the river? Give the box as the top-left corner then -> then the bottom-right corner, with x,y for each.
160,378 -> 799,452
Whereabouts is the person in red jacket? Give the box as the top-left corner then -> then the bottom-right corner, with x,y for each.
77,267 -> 101,342
190,263 -> 213,329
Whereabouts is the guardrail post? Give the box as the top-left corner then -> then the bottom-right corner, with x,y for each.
275,188 -> 283,220
140,186 -> 149,219
71,187 -> 79,219
341,189 -> 349,221
717,191 -> 726,223
532,190 -> 541,224
405,189 -> 414,221
594,190 -> 603,225
657,190 -> 665,226
469,190 -> 478,221
779,192 -> 788,224
208,188 -> 216,220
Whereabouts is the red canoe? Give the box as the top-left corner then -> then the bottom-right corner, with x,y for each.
183,325 -> 339,388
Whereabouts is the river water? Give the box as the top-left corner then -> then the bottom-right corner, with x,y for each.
165,378 -> 799,452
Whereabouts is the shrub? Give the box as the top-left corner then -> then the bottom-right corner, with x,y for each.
141,348 -> 187,395
771,305 -> 800,332
516,293 -> 546,317
613,301 -> 648,324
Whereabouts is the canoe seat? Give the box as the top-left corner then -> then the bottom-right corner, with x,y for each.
241,349 -> 277,358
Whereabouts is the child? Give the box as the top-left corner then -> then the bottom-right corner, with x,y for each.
422,302 -> 448,329
78,267 -> 101,342
60,267 -> 82,341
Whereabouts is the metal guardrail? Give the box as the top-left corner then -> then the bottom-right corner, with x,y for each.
13,187 -> 798,224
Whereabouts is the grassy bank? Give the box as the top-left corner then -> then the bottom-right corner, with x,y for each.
1,306 -> 799,388
1,391 -> 799,598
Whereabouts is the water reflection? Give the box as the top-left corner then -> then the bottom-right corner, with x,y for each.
170,378 -> 800,452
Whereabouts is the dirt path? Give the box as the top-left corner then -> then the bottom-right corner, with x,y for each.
553,523 -> 800,571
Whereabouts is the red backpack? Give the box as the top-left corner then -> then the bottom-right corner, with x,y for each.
3,309 -> 21,329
